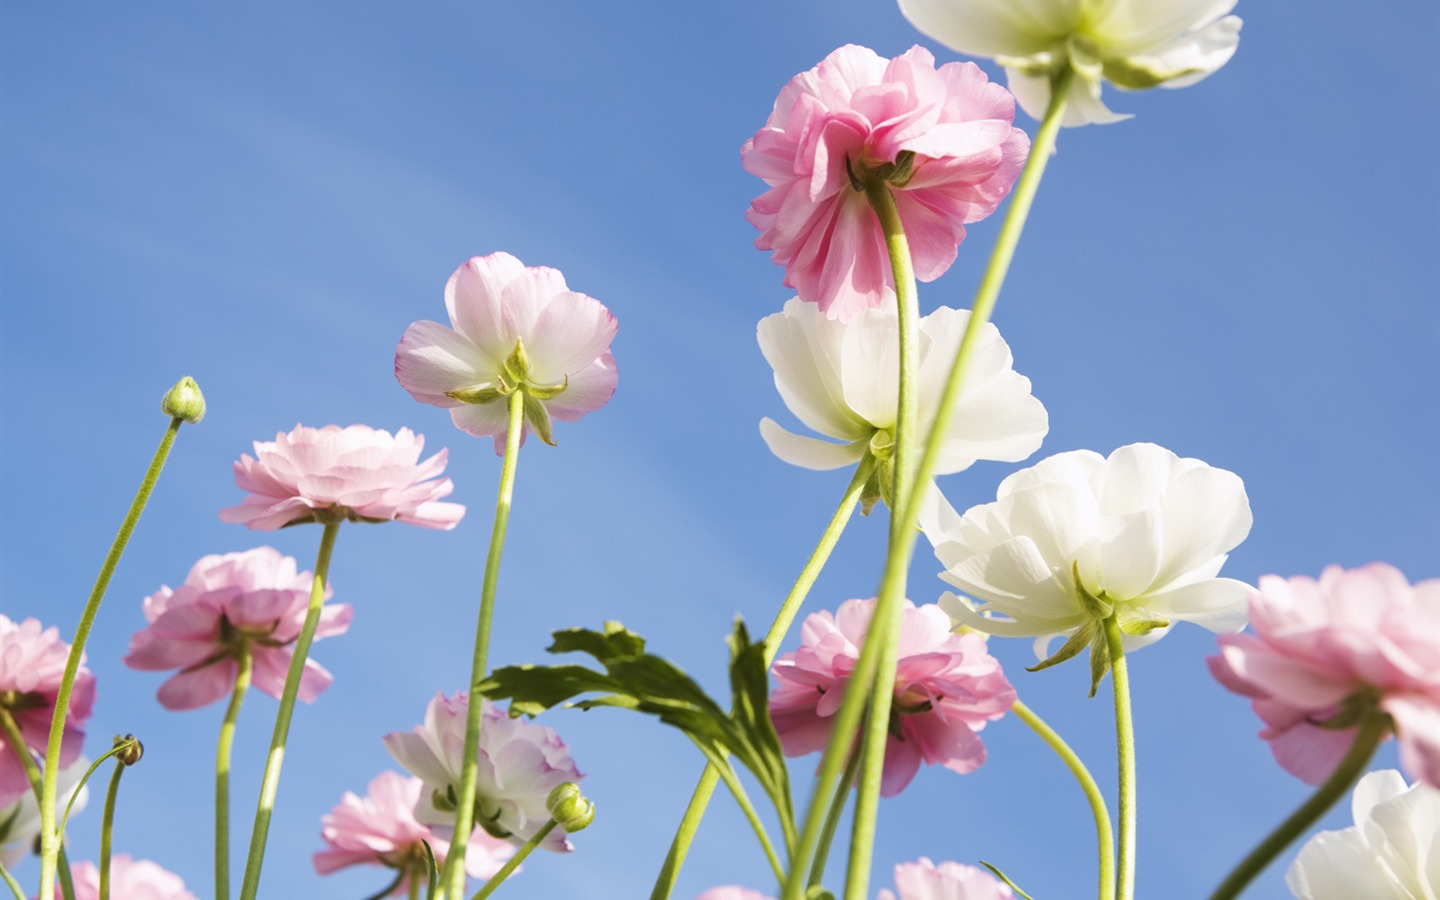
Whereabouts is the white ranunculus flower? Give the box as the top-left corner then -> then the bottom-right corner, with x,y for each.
898,0 -> 1242,126
757,295 -> 1047,509
1286,770 -> 1440,900
0,757 -> 89,868
920,443 -> 1251,688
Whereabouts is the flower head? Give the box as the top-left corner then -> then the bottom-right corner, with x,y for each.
921,443 -> 1252,692
218,424 -> 464,530
1,757 -> 88,868
879,858 -> 1016,900
395,253 -> 618,453
696,890 -> 775,900
758,296 -> 1046,508
898,0 -> 1242,126
44,855 -> 198,900
771,598 -> 1014,796
1209,564 -> 1440,786
1286,770 -> 1440,900
383,692 -> 583,853
743,44 -> 1029,321
123,547 -> 351,711
314,770 -> 515,893
0,616 -> 95,807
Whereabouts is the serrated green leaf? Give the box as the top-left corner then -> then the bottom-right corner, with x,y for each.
546,622 -> 647,662
478,663 -> 622,715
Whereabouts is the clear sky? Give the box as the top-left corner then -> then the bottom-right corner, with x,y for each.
3,2 -> 1437,898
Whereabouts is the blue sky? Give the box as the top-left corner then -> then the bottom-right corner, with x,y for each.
2,2 -> 1436,898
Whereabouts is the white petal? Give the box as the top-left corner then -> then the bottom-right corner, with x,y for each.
446,253 -> 527,360
757,299 -> 871,441
1096,0 -> 1237,51
394,320 -> 491,407
759,418 -> 866,471
838,305 -> 901,428
898,0 -> 1078,59
1154,463 -> 1252,588
1143,577 -> 1250,633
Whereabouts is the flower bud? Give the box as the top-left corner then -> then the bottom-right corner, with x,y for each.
114,733 -> 144,766
545,782 -> 594,832
161,376 -> 206,423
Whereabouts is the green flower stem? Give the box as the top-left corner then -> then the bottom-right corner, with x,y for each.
1209,711 -> 1389,900
1012,699 -> 1114,900
809,741 -> 864,892
900,66 -> 1073,524
0,709 -> 74,900
57,738 -> 137,837
649,457 -> 873,900
1102,615 -> 1136,900
1,862 -> 21,900
216,643 -> 253,900
238,520 -> 341,900
38,415 -> 186,900
407,860 -> 423,900
471,818 -> 559,900
699,743 -> 787,884
443,389 -> 527,900
359,868 -> 406,900
98,757 -> 126,900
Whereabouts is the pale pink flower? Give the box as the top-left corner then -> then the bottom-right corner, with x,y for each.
314,771 -> 515,894
1209,563 -> 1440,786
41,855 -> 198,900
770,598 -> 1015,796
384,692 -> 583,853
219,424 -> 464,531
0,616 -> 95,807
743,44 -> 1029,321
395,253 -> 618,453
123,547 -> 351,711
878,858 -> 1015,900
696,889 -> 774,900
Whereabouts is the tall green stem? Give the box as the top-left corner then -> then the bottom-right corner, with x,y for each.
1012,699 -> 1114,900
38,415 -> 186,900
650,457 -> 873,899
238,520 -> 341,900
216,643 -> 253,900
471,819 -> 558,900
0,710 -> 74,900
809,741 -> 864,892
1102,616 -> 1136,900
98,758 -> 126,900
442,389 -> 527,899
1209,711 -> 1389,900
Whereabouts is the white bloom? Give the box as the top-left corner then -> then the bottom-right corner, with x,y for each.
383,692 -> 581,853
757,296 -> 1047,486
1287,770 -> 1440,900
920,443 -> 1251,683
898,0 -> 1242,126
0,757 -> 88,868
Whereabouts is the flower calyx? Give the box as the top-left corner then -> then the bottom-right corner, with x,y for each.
445,340 -> 569,446
859,428 -> 896,516
845,150 -> 918,192
1027,562 -> 1159,697
546,782 -> 594,833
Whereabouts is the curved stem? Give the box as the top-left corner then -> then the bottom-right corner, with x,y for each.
238,520 -> 341,900
808,741 -> 864,892
1209,711 -> 1389,900
443,389 -> 527,899
471,819 -> 558,900
38,416 -> 185,900
216,643 -> 253,900
0,710 -> 75,900
1102,616 -> 1135,900
98,759 -> 126,900
1,862 -> 21,900
1012,700 -> 1114,900
649,457 -> 873,899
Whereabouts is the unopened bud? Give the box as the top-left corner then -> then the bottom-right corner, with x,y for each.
114,733 -> 143,766
545,782 -> 594,832
161,376 -> 206,423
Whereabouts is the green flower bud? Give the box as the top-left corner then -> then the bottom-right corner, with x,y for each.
545,782 -> 594,832
114,733 -> 144,766
161,376 -> 206,423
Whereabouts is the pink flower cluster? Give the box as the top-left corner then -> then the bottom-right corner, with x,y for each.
699,858 -> 1013,900
219,424 -> 464,530
743,44 -> 1029,321
1209,563 -> 1440,785
51,855 -> 197,900
770,598 -> 1015,796
0,616 -> 94,806
124,547 -> 352,710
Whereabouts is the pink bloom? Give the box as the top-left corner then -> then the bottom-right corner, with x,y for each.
878,858 -> 1015,900
123,547 -> 351,711
1209,563 -> 1440,786
384,692 -> 583,853
742,44 -> 1029,321
696,889 -> 774,900
395,253 -> 618,453
41,855 -> 198,900
0,616 -> 95,807
314,771 -> 515,893
218,424 -> 465,530
770,599 -> 1015,796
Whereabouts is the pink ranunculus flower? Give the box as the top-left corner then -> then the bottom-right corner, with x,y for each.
743,44 -> 1029,322
1209,563 -> 1440,786
218,424 -> 465,531
0,616 -> 95,807
314,771 -> 516,894
123,547 -> 351,711
384,692 -> 583,853
770,598 -> 1015,796
41,855 -> 198,900
878,858 -> 1015,900
696,889 -> 775,900
395,253 -> 618,453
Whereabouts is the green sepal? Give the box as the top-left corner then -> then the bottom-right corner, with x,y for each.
523,391 -> 557,445
1072,561 -> 1113,620
526,375 -> 568,400
503,339 -> 532,382
1102,57 -> 1199,90
1118,609 -> 1170,636
446,384 -> 506,405
859,437 -> 895,516
420,839 -> 439,900
1087,637 -> 1112,698
1026,624 -> 1096,674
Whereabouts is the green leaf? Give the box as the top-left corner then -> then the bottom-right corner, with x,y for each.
727,618 -> 795,831
546,621 -> 647,661
478,663 -> 623,717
